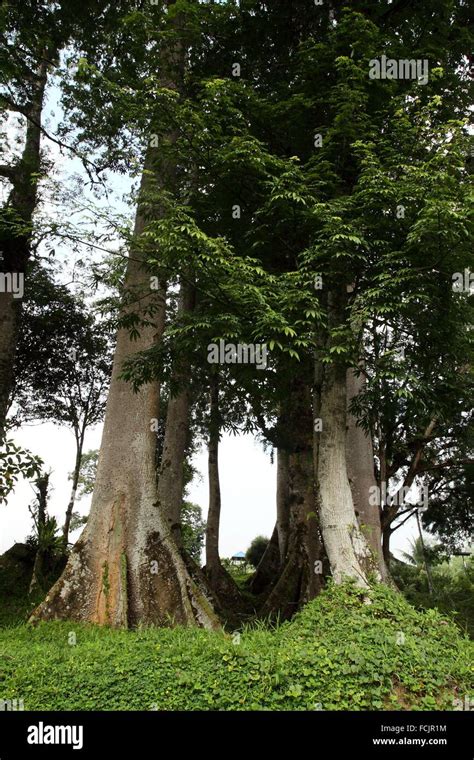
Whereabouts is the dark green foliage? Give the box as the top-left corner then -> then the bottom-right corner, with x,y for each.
246,535 -> 269,569
0,584 -> 471,710
0,439 -> 42,503
392,555 -> 474,638
0,543 -> 63,628
11,265 -> 113,430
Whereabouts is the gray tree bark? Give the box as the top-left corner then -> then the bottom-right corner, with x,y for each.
205,374 -> 221,577
316,293 -> 377,588
260,385 -> 323,618
157,279 -> 194,549
30,198 -> 217,627
346,368 -> 390,581
203,373 -> 242,607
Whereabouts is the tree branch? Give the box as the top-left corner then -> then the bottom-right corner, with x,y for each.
0,164 -> 17,181
417,458 -> 474,474
382,416 -> 438,527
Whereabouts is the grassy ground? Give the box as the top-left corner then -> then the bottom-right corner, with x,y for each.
0,583 -> 472,711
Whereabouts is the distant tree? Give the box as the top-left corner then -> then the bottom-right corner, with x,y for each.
69,449 -> 99,500
27,472 -> 62,594
11,267 -> 113,549
0,0 -> 117,440
181,501 -> 206,564
246,536 -> 270,569
400,537 -> 445,569
422,456 -> 474,554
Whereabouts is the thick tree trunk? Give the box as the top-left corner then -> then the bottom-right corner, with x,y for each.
346,369 -> 390,581
30,185 -> 218,630
30,3 -> 219,629
30,183 -> 218,627
317,294 -> 377,587
30,256 -> 217,626
259,385 -> 323,619
260,447 -> 323,619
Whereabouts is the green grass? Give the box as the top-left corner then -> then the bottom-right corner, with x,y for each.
391,556 -> 474,639
0,583 -> 472,711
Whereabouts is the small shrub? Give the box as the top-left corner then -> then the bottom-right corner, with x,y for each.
245,536 -> 269,569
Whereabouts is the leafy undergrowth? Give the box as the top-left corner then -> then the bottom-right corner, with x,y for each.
0,584 -> 472,711
0,545 -> 54,628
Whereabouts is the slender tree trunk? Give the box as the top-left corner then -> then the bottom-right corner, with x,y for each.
382,526 -> 392,566
203,374 -> 242,605
0,54 -> 51,440
346,369 -> 390,581
381,417 -> 437,564
205,373 -> 222,577
151,281 -> 222,617
62,426 -> 86,552
416,509 -> 434,596
276,448 -> 290,562
157,279 -> 194,548
29,474 -> 49,595
248,448 -> 290,596
248,524 -> 280,596
0,292 -> 19,440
